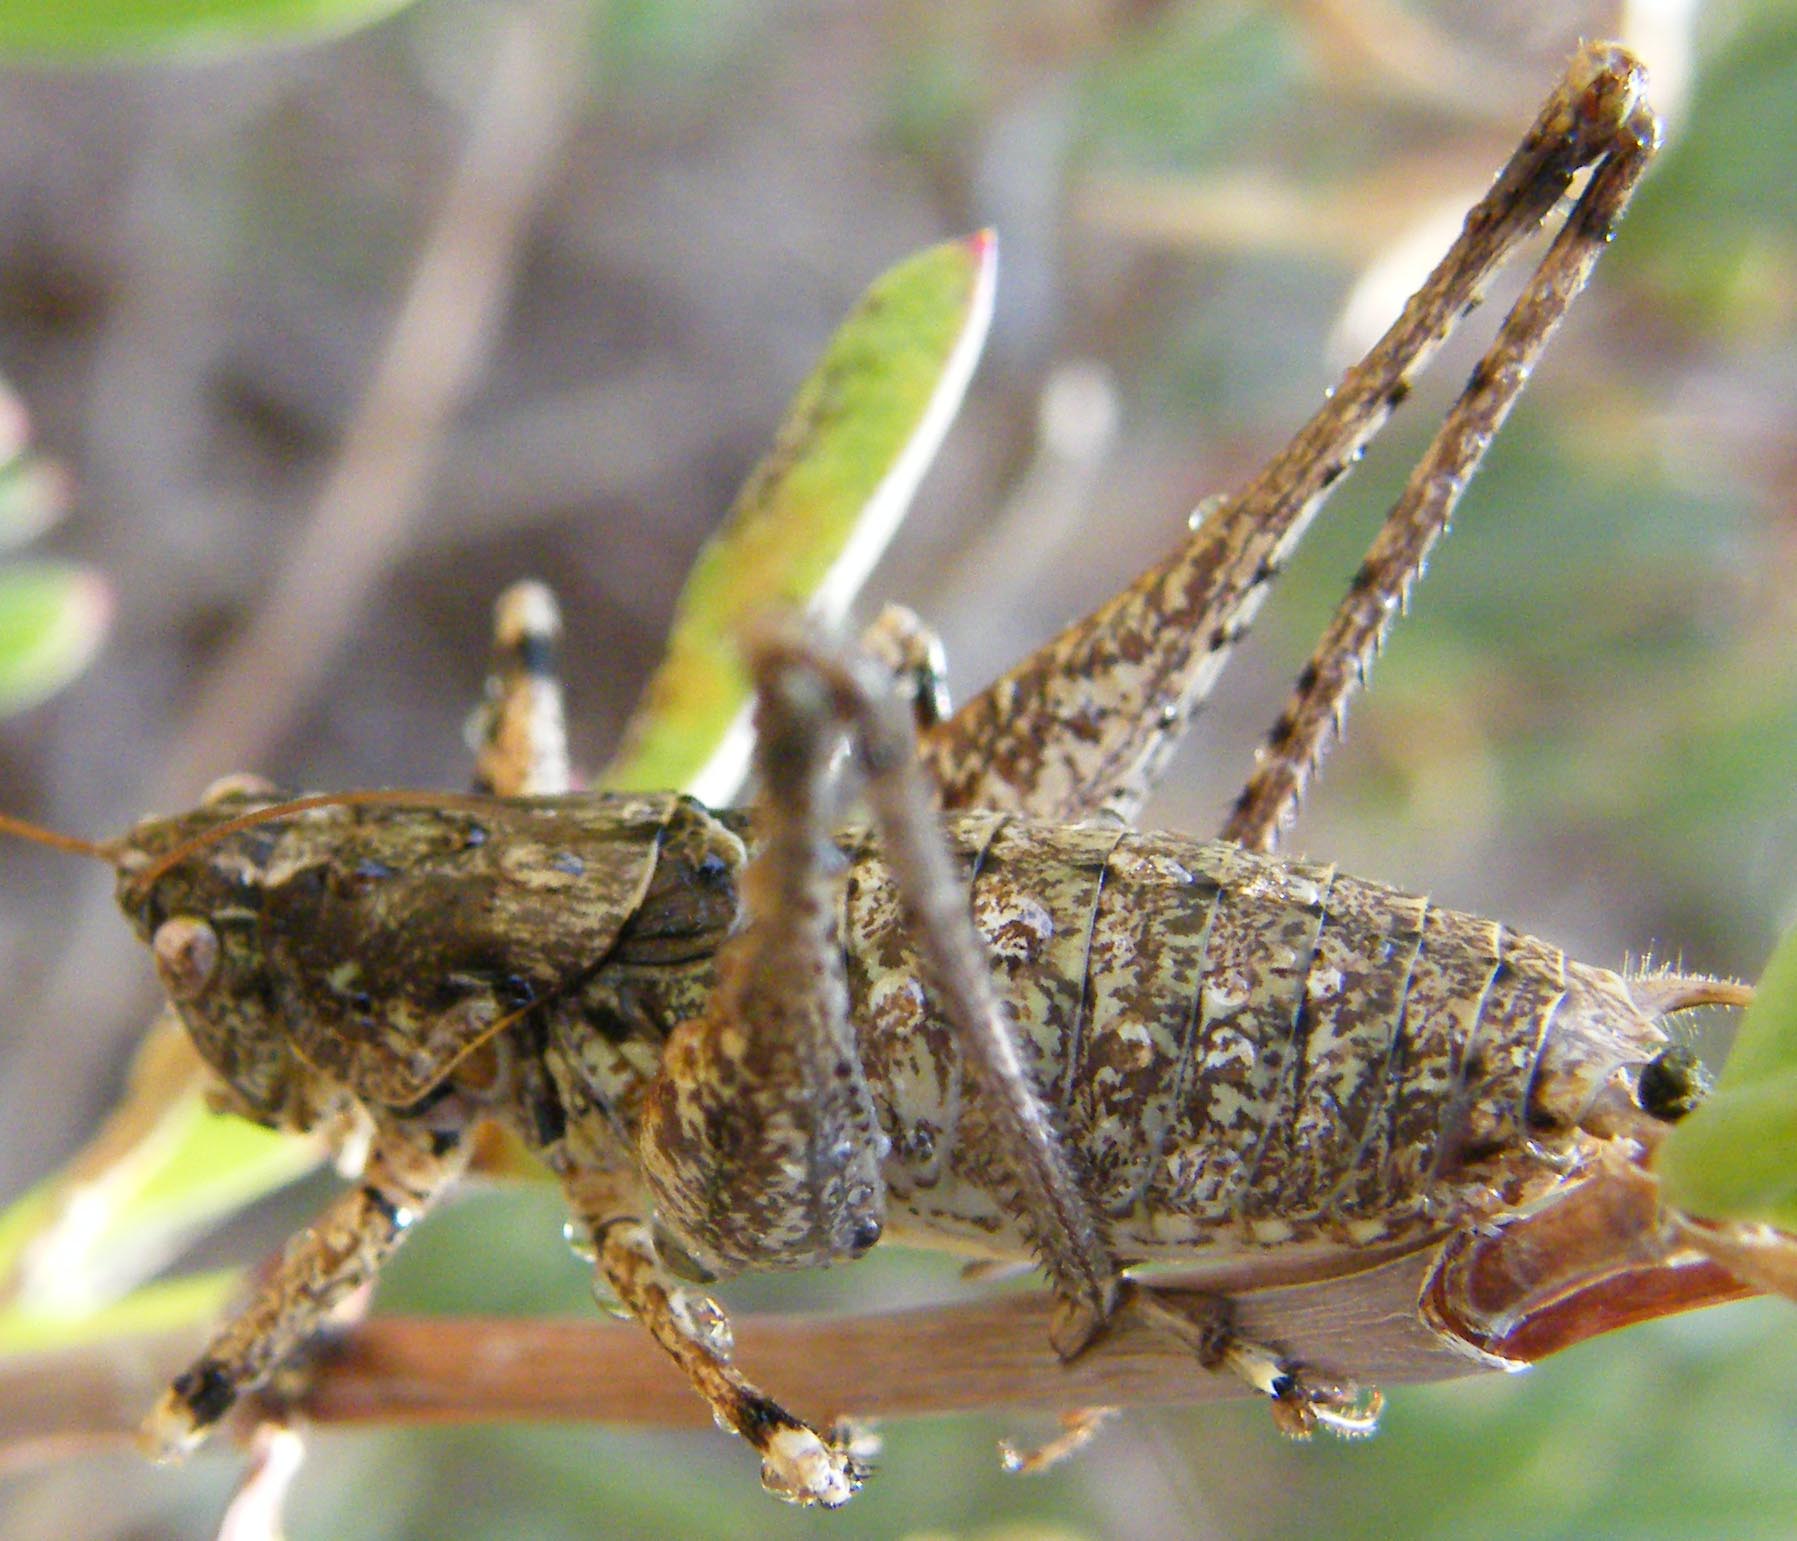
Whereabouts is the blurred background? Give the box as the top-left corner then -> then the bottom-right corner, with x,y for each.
1,0 -> 1795,1535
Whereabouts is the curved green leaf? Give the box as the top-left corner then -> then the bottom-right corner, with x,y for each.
0,1024 -> 323,1354
602,231 -> 997,803
0,0 -> 419,59
0,560 -> 111,715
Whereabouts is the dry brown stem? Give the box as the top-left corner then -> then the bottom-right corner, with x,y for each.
0,1230 -> 1754,1476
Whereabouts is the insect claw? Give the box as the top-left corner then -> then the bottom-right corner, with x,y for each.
827,1414 -> 883,1467
138,1386 -> 212,1464
998,1406 -> 1116,1475
1265,1371 -> 1383,1441
1266,1380 -> 1318,1441
1224,1340 -> 1382,1442
1309,1384 -> 1384,1440
756,1425 -> 868,1509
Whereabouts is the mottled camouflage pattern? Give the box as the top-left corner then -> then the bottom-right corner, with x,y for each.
845,819 -> 1668,1269
117,792 -> 681,1114
120,790 -> 1673,1281
96,47 -> 1697,1505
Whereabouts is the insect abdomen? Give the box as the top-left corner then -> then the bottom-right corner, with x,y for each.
845,819 -> 1658,1258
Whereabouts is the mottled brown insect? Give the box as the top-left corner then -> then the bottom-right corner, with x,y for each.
2,40 -> 1771,1510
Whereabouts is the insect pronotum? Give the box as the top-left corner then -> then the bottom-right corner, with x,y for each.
2,40 -> 1784,1512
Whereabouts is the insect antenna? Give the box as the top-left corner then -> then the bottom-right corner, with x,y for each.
0,810 -> 123,866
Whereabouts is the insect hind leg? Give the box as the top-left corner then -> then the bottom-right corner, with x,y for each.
918,43 -> 1655,830
1221,67 -> 1659,853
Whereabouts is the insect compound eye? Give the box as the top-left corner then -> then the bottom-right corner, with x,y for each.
1636,1046 -> 1711,1123
199,772 -> 279,808
152,915 -> 221,1000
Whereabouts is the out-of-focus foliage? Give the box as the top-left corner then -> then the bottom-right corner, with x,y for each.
0,383 -> 106,715
0,1036 -> 320,1348
0,561 -> 108,714
1623,14 -> 1797,334
1659,923 -> 1797,1231
3,1 -> 1796,1538
0,0 -> 421,58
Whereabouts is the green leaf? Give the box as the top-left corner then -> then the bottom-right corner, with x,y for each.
0,1269 -> 238,1356
0,1052 -> 323,1353
0,560 -> 111,715
0,458 -> 72,554
601,231 -> 996,802
0,0 -> 419,58
1656,923 -> 1797,1230
0,1019 -> 323,1355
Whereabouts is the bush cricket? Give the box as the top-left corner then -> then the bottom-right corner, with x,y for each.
1,40 -> 1787,1511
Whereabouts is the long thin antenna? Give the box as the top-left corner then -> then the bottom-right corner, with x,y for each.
0,811 -> 120,866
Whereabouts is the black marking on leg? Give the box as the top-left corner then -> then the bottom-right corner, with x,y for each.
1207,620 -> 1249,653
173,1358 -> 237,1428
361,1183 -> 407,1234
511,631 -> 556,677
735,1388 -> 824,1455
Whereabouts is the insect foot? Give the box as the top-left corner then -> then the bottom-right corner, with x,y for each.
579,1212 -> 870,1508
1255,1359 -> 1383,1442
1128,1286 -> 1381,1441
139,1120 -> 469,1461
756,1427 -> 868,1510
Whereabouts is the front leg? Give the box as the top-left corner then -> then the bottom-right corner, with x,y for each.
561,1172 -> 868,1508
142,1120 -> 467,1458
